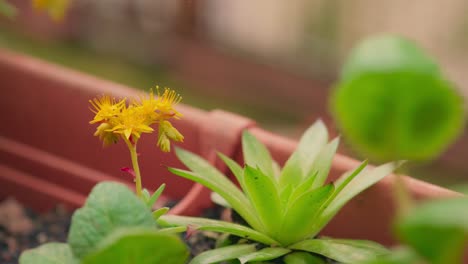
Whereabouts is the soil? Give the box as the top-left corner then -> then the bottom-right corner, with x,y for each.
0,198 -> 71,264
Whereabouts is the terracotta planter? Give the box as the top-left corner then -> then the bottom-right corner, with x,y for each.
0,49 -> 461,248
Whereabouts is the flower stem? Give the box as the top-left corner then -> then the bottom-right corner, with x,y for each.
124,138 -> 143,197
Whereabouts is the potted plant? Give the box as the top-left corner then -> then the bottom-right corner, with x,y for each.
1,34 -> 464,263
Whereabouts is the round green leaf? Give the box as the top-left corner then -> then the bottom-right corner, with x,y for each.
397,197 -> 468,264
19,243 -> 78,264
341,34 -> 440,81
68,182 -> 155,259
332,35 -> 465,162
83,228 -> 188,264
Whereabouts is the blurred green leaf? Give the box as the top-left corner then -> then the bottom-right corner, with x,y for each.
341,34 -> 440,81
332,35 -> 465,162
82,228 -> 188,264
397,197 -> 468,264
361,247 -> 423,264
19,243 -> 78,264
68,182 -> 154,259
0,0 -> 16,18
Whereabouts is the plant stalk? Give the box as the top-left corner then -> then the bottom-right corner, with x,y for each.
124,138 -> 143,198
393,163 -> 412,217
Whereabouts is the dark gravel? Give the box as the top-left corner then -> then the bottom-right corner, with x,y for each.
0,198 -> 71,264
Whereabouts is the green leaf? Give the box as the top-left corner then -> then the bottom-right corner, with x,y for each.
218,152 -> 246,191
82,228 -> 188,264
168,166 -> 262,231
289,238 -> 390,263
280,184 -> 294,207
19,243 -> 78,264
211,192 -> 232,208
280,121 -> 329,188
283,252 -> 327,264
332,35 -> 464,162
361,247 -> 424,264
397,197 -> 468,264
279,184 -> 334,245
242,131 -> 275,179
68,182 -> 155,259
310,138 -> 339,189
190,244 -> 258,264
158,215 -> 279,245
172,148 -> 261,231
147,184 -> 165,209
0,0 -> 17,18
244,165 -> 282,238
152,207 -> 169,220
341,34 -> 440,81
238,247 -> 291,264
314,161 -> 399,234
288,172 -> 317,204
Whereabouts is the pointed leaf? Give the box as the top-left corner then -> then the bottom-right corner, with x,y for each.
238,247 -> 291,264
289,238 -> 390,263
280,121 -> 329,188
148,184 -> 165,209
218,152 -> 246,190
190,244 -> 257,264
310,138 -> 339,189
314,161 -> 400,233
242,131 -> 275,179
19,243 -> 78,264
159,215 -> 278,245
168,167 -> 262,231
288,172 -> 317,204
152,207 -> 169,220
211,192 -> 231,208
244,165 -> 282,238
279,185 -> 335,245
280,184 -> 294,207
172,148 -> 261,230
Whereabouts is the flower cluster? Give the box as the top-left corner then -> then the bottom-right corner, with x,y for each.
89,87 -> 184,152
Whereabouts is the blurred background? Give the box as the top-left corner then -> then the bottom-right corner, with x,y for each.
1,0 -> 467,190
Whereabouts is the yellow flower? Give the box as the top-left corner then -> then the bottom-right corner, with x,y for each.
94,122 -> 119,146
32,0 -> 70,21
131,90 -> 159,125
110,106 -> 154,141
89,87 -> 184,149
89,95 -> 126,124
155,87 -> 183,120
157,120 -> 184,152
